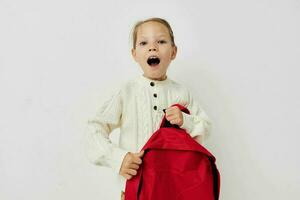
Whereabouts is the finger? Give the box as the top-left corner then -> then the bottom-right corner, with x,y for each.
170,119 -> 179,124
123,173 -> 132,180
166,114 -> 177,121
166,108 -> 179,117
165,112 -> 175,119
167,106 -> 179,112
132,157 -> 143,165
129,163 -> 140,170
167,115 -> 180,123
126,168 -> 137,176
165,107 -> 175,115
124,152 -> 133,165
123,160 -> 132,168
136,150 -> 144,157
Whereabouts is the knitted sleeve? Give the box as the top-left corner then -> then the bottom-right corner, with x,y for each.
179,89 -> 212,144
84,89 -> 128,175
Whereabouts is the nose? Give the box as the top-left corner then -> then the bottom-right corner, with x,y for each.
148,47 -> 157,51
148,47 -> 157,52
148,43 -> 158,52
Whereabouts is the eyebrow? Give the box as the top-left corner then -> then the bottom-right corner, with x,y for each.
138,34 -> 168,39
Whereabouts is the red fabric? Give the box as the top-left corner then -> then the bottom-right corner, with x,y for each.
125,104 -> 221,200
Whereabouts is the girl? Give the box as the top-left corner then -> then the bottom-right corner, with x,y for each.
85,17 -> 212,200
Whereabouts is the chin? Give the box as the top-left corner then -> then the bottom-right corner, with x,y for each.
150,74 -> 166,80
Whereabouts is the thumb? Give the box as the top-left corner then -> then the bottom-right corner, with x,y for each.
137,150 -> 145,157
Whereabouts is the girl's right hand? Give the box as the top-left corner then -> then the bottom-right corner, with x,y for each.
119,150 -> 145,180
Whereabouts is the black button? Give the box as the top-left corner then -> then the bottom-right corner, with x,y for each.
153,106 -> 157,110
153,93 -> 157,98
150,82 -> 155,86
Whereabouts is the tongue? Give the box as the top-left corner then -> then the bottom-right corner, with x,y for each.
150,63 -> 159,67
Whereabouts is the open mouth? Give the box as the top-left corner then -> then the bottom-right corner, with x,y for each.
147,56 -> 160,67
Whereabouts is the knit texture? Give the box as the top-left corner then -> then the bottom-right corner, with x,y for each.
84,75 -> 212,192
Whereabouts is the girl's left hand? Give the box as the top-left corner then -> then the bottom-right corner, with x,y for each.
164,106 -> 183,126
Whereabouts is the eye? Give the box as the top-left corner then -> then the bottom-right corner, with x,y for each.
158,40 -> 167,44
139,41 -> 147,46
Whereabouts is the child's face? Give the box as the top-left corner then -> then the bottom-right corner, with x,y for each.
132,21 -> 177,81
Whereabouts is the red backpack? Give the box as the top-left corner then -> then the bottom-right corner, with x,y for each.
125,104 -> 221,200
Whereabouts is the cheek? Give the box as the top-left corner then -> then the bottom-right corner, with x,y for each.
161,48 -> 174,59
136,50 -> 146,60
135,53 -> 144,63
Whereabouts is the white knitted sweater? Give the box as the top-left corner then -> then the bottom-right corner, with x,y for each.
84,74 -> 212,192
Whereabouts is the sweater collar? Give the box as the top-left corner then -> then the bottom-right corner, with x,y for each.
137,74 -> 172,87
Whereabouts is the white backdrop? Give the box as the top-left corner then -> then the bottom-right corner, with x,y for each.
1,0 -> 299,199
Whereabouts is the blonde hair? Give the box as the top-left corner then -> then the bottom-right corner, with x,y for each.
131,17 -> 176,49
